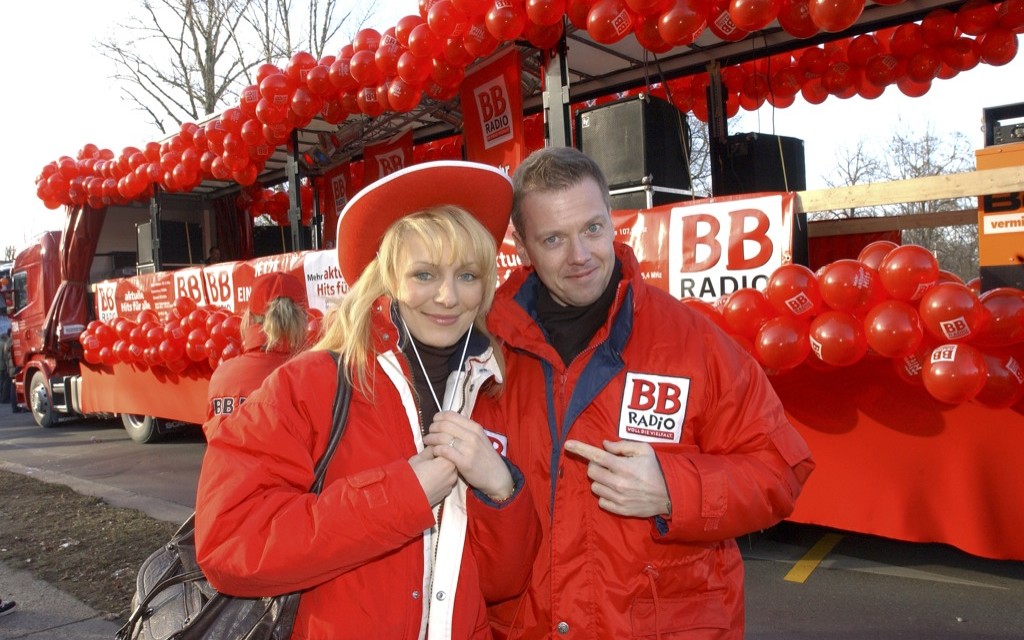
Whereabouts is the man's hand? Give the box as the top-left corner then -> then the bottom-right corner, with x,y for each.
563,439 -> 671,518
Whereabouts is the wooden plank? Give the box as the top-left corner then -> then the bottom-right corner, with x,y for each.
807,209 -> 979,237
794,166 -> 1024,214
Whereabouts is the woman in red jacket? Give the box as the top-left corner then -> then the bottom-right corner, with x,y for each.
194,161 -> 540,640
205,271 -> 308,423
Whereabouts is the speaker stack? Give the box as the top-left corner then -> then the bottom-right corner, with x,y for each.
575,94 -> 692,210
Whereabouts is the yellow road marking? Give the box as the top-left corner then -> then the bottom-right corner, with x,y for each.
784,533 -> 844,583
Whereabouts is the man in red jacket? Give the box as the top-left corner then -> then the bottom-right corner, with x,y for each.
485,147 -> 815,639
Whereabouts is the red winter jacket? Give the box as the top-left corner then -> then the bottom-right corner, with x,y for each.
484,244 -> 814,640
195,298 -> 541,639
205,325 -> 291,422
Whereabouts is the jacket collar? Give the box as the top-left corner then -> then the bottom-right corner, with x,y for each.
370,295 -> 491,367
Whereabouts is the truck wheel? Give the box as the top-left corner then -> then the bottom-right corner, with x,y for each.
29,371 -> 57,428
121,413 -> 164,444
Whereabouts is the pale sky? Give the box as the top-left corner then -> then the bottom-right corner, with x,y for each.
2,1 -> 1021,254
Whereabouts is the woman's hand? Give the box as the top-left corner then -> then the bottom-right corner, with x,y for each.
408,447 -> 458,507
423,411 -> 514,502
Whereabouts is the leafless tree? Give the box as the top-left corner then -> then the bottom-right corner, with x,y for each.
818,140 -> 887,220
244,0 -> 377,70
824,122 -> 979,280
97,0 -> 374,135
3,246 -> 14,261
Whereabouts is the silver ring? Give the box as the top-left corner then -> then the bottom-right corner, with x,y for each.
448,436 -> 457,448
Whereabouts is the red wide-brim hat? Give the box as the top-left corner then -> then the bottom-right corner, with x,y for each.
336,160 -> 513,284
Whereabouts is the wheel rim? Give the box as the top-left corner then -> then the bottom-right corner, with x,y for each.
31,383 -> 49,417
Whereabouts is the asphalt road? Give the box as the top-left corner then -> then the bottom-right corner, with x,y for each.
2,408 -> 1023,639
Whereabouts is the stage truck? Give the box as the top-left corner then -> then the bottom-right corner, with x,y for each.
7,196 -> 345,443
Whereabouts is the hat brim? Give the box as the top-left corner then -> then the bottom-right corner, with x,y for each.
337,161 -> 513,284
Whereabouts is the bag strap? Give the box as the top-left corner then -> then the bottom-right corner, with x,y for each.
310,351 -> 349,494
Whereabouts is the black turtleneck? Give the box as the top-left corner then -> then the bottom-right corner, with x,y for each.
402,336 -> 459,434
535,260 -> 623,366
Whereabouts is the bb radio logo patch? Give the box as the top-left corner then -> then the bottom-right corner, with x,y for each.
474,76 -> 513,149
618,372 -> 690,444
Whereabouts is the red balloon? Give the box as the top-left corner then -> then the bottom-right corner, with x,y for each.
486,0 -> 528,40
728,0 -> 781,32
807,0 -> 863,33
680,297 -> 731,334
922,343 -> 988,404
857,240 -> 898,270
878,244 -> 939,301
158,338 -> 185,364
978,28 -> 1019,66
659,0 -> 707,46
352,28 -> 382,52
98,346 -> 117,367
588,0 -> 636,44
428,0 -> 469,38
818,259 -> 879,313
721,289 -> 776,340
527,0 -> 569,25
387,78 -> 421,113
113,340 -> 132,364
567,0 -> 596,29
864,300 -> 924,358
221,315 -> 243,341
918,282 -> 988,343
173,296 -> 197,319
349,49 -> 382,86
409,23 -> 444,58
755,315 -> 811,371
973,287 -> 1024,347
777,0 -> 819,39
957,0 -> 1001,35
892,341 -> 934,387
920,8 -> 957,46
974,353 -> 1024,409
765,263 -> 823,318
809,311 -> 868,366
220,341 -> 242,363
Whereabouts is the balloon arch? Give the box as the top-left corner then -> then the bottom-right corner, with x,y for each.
33,0 -> 1023,209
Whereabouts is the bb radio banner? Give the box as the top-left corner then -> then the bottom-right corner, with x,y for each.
460,46 -> 524,172
93,251 -> 348,323
362,130 -> 414,183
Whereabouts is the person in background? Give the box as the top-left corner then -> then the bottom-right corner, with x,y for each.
485,147 -> 815,640
204,246 -> 222,264
3,328 -> 21,413
0,327 -> 11,405
205,271 -> 308,424
194,161 -> 540,639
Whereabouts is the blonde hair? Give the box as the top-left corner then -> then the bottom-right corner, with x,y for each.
314,205 -> 503,396
243,296 -> 307,352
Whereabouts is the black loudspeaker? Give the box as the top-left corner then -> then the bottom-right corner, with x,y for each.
575,94 -> 691,192
714,133 -> 806,196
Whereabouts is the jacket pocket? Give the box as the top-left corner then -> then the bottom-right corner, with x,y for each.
629,591 -> 730,637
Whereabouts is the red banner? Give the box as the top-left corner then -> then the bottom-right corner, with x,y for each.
460,47 -> 524,173
318,162 -> 350,248
362,130 -> 414,183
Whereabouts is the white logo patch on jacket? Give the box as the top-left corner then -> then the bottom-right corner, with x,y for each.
618,372 -> 690,444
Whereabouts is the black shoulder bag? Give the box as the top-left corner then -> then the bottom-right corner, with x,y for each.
117,354 -> 351,640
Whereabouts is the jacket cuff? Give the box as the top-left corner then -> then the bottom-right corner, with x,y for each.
472,458 -> 525,509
